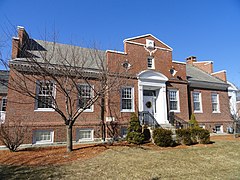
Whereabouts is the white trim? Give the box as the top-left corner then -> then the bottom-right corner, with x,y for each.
138,70 -> 168,124
106,50 -> 127,55
193,61 -> 213,64
125,40 -> 172,51
78,84 -> 94,112
168,89 -> 180,113
211,70 -> 226,75
77,128 -> 94,142
106,116 -> 115,122
121,86 -> 135,112
17,26 -> 25,30
147,56 -> 155,69
193,91 -> 203,113
172,60 -> 186,64
123,34 -> 173,50
33,130 -> 54,144
211,93 -> 220,113
34,108 -> 55,112
215,125 -> 223,133
35,80 -> 56,110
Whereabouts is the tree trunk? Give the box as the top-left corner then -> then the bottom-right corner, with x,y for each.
66,125 -> 73,152
101,95 -> 106,142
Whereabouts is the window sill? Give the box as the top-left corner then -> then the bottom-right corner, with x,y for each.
169,110 -> 180,113
78,138 -> 94,142
34,141 -> 53,144
194,111 -> 203,113
212,111 -> 221,114
34,108 -> 55,112
78,109 -> 94,113
121,109 -> 135,113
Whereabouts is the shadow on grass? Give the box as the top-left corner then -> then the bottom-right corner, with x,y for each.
73,143 -> 110,151
0,165 -> 62,179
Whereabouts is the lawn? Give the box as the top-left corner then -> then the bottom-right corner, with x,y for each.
0,135 -> 240,180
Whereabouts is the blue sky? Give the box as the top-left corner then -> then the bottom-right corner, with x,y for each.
0,0 -> 240,87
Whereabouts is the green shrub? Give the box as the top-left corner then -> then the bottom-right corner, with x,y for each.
197,129 -> 210,144
152,128 -> 173,147
126,132 -> 145,145
126,113 -> 144,145
188,114 -> 198,127
176,129 -> 193,145
128,113 -> 142,133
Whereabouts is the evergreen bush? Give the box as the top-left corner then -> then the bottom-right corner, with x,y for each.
188,114 -> 198,127
152,128 -> 173,147
126,113 -> 144,145
176,129 -> 193,145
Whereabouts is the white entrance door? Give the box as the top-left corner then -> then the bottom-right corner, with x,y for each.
143,90 -> 156,116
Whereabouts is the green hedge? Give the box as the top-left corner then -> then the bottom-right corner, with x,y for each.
152,128 -> 173,147
176,127 -> 210,145
126,113 -> 145,145
176,129 -> 193,145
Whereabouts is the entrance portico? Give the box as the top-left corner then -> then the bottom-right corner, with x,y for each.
138,70 -> 169,125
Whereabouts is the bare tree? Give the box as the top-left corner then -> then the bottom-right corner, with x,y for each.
0,119 -> 28,152
1,27 -> 128,152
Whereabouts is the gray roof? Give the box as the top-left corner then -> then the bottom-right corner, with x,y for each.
0,70 -> 9,94
186,64 -> 228,89
12,39 -> 106,70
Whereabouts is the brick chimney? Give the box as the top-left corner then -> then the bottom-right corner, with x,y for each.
186,56 -> 197,65
11,26 -> 29,59
11,37 -> 20,59
211,70 -> 227,82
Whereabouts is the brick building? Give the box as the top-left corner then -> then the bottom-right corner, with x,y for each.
3,26 -> 232,145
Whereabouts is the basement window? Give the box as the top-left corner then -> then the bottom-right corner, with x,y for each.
78,129 -> 94,142
33,130 -> 54,144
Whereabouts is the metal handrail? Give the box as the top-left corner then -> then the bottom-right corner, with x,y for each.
138,111 -> 160,129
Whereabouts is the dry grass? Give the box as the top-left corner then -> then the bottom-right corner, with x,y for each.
1,136 -> 240,179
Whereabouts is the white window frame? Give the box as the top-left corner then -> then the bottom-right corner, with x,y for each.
215,125 -> 223,133
193,92 -> 203,113
1,97 -> 7,112
78,129 -> 94,142
78,84 -> 94,112
168,89 -> 180,113
33,130 -> 54,144
147,56 -> 155,69
121,87 -> 135,112
211,93 -> 220,113
35,80 -> 56,112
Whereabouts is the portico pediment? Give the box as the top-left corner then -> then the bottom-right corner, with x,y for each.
138,70 -> 168,82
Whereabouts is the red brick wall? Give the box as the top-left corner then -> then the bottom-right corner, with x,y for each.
167,82 -> 189,120
189,87 -> 232,132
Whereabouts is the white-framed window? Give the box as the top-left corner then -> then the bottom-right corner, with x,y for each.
193,92 -> 202,113
78,129 -> 94,142
121,87 -> 134,112
211,93 -> 220,113
78,84 -> 94,112
1,97 -> 7,111
147,57 -> 155,69
215,125 -> 223,133
33,130 -> 54,144
168,89 -> 180,112
35,80 -> 55,111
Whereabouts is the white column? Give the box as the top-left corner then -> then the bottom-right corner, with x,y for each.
161,86 -> 169,124
138,84 -> 143,112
